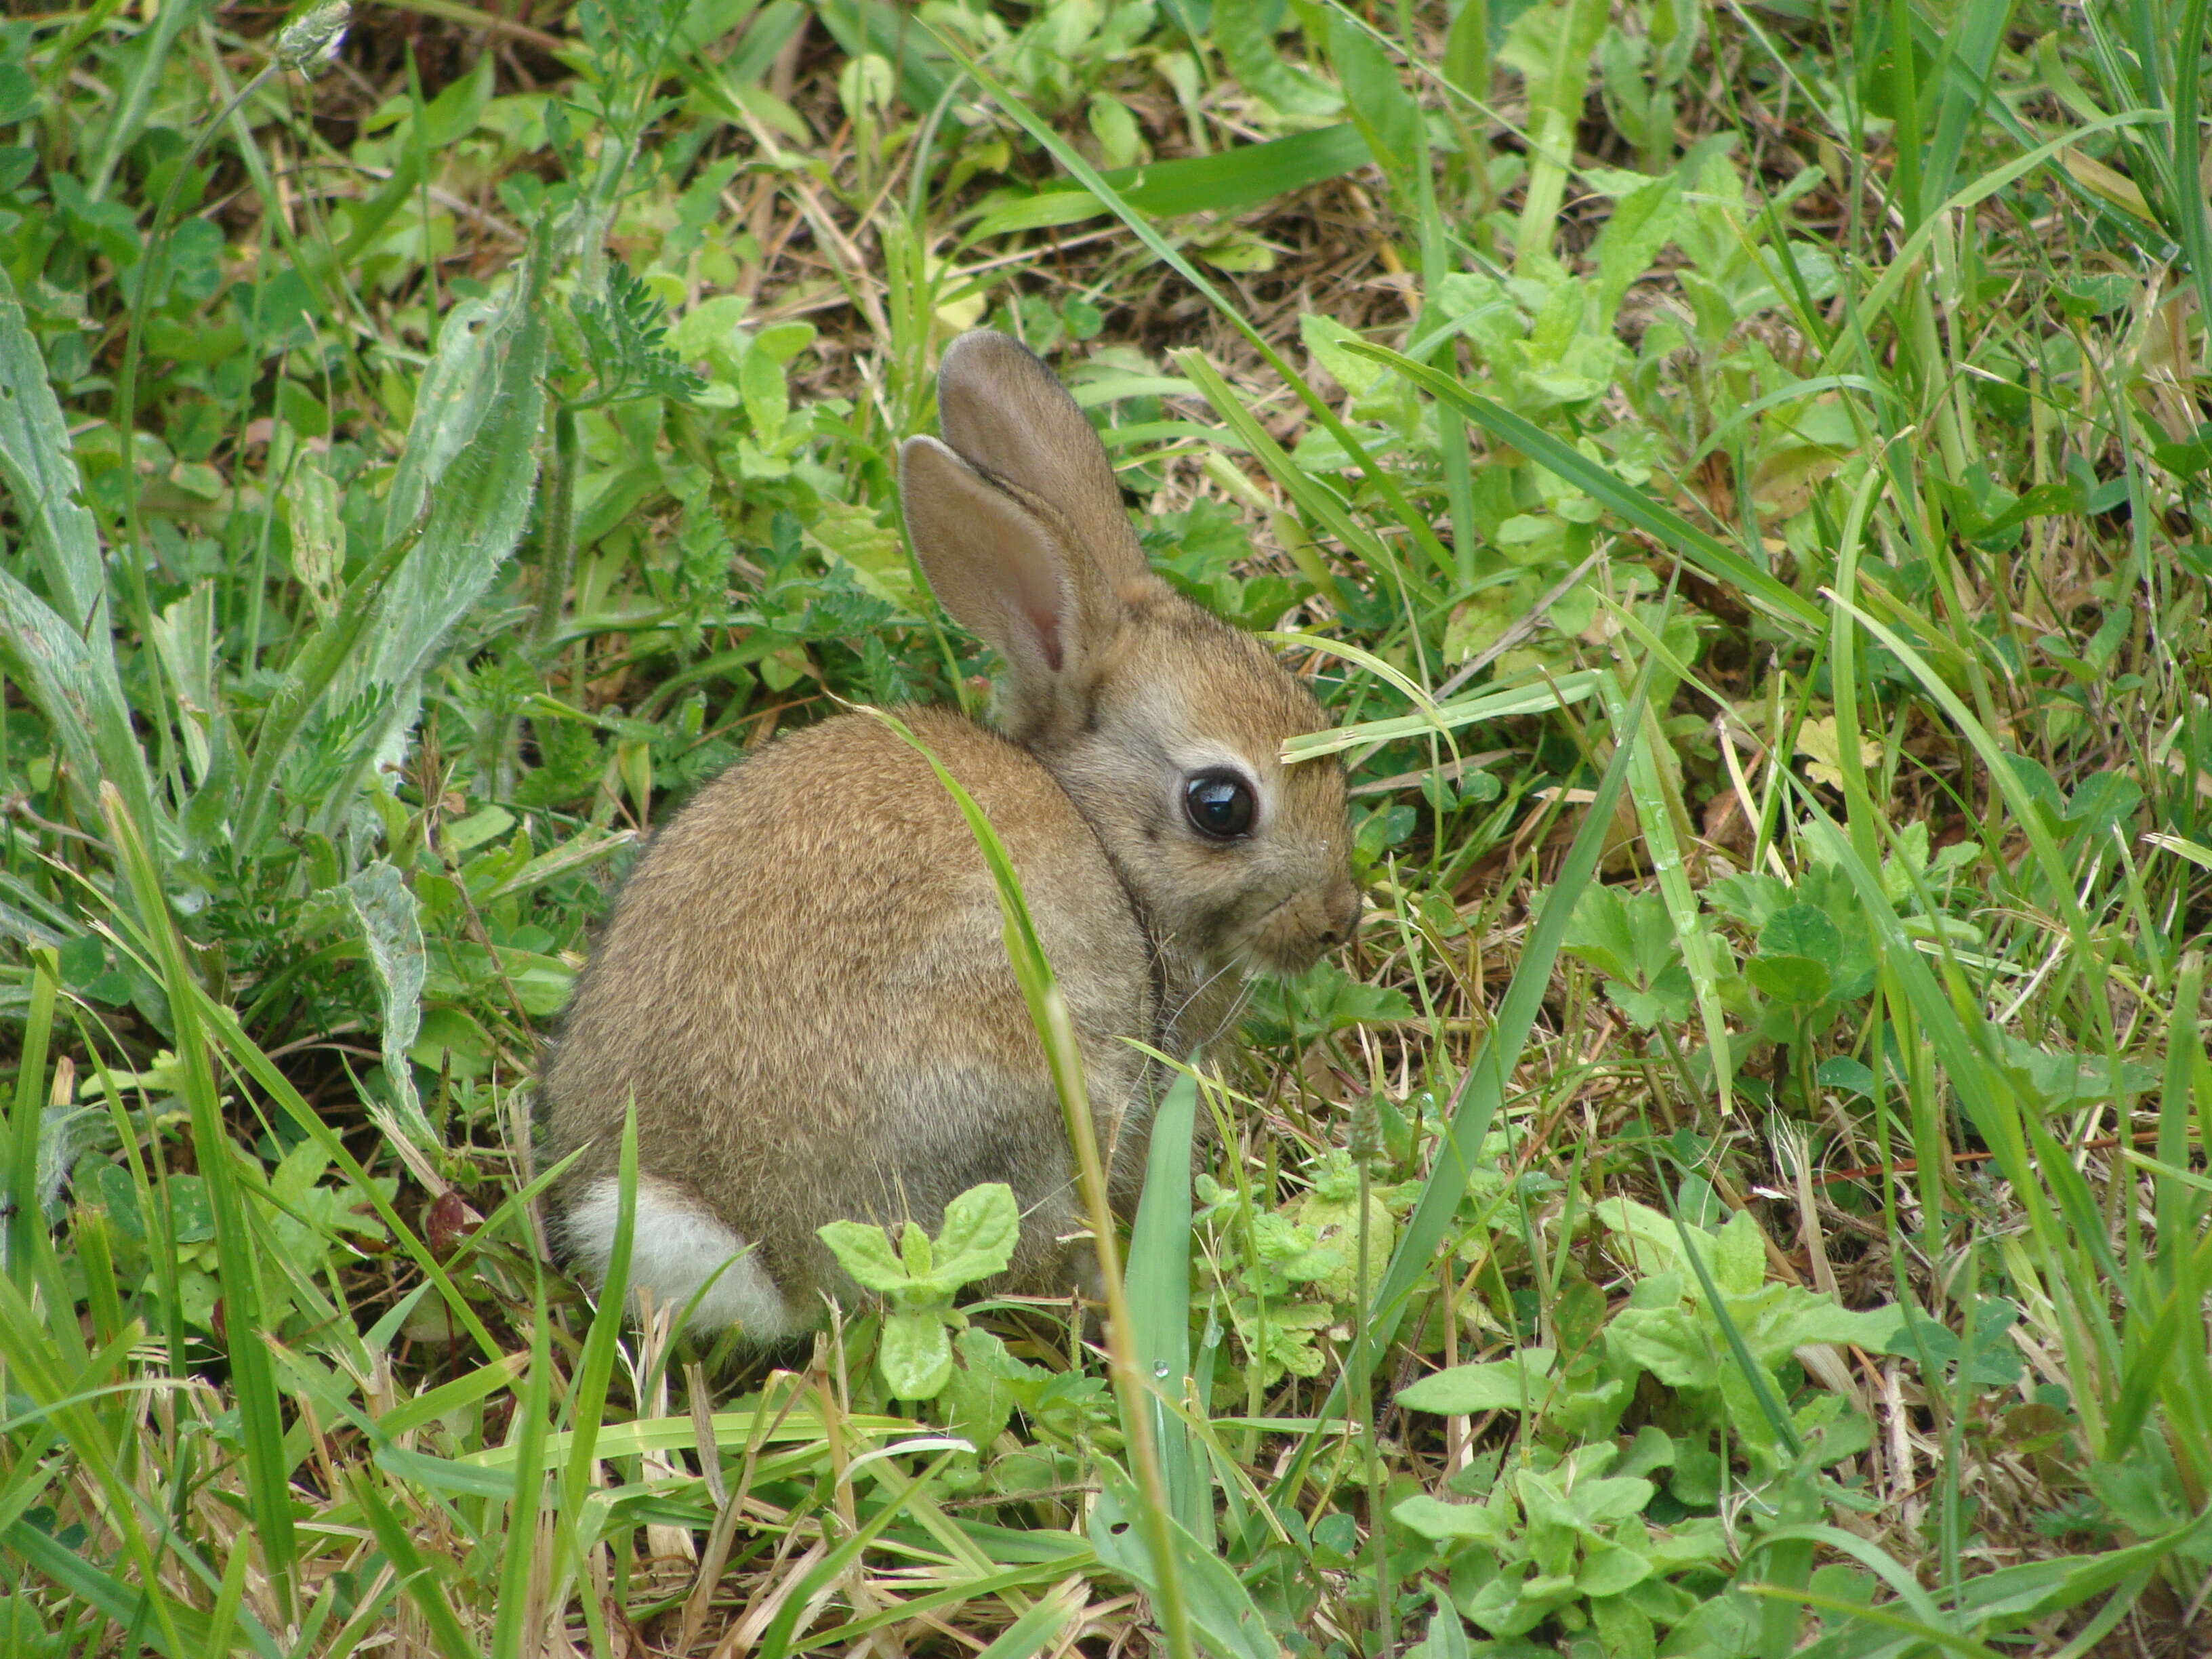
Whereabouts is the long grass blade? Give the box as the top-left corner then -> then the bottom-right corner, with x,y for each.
966,125 -> 1372,237
100,781 -> 298,1621
861,703 -> 1195,1659
1126,1069 -> 1204,1540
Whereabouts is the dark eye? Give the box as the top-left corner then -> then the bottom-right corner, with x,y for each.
1183,770 -> 1256,840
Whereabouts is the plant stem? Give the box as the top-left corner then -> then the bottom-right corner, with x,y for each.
5,948 -> 58,1286
533,403 -> 582,654
115,62 -> 281,796
1355,1143 -> 1391,1654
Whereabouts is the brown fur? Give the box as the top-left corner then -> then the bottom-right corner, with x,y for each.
538,330 -> 1359,1336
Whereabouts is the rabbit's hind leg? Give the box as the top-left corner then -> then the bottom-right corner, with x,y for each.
558,1175 -> 811,1344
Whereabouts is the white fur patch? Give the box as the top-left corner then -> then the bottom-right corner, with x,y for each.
561,1177 -> 806,1343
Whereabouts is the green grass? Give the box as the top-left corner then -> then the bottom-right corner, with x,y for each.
3,0 -> 2210,1653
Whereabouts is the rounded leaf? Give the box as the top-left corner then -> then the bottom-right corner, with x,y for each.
1745,952 -> 1832,1006
1756,904 -> 1842,969
878,1307 -> 955,1400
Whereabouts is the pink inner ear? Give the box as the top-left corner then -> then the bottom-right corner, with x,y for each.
1012,557 -> 1066,671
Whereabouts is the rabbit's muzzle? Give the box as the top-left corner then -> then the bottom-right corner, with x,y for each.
1244,878 -> 1365,973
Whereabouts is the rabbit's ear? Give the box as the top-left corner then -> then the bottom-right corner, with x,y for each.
901,435 -> 1123,724
933,331 -> 1147,584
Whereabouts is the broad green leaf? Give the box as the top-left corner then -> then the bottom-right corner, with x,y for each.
1607,972 -> 1694,1030
283,455 -> 345,621
1740,1292 -> 1905,1364
1606,1305 -> 1719,1389
1393,1493 -> 1515,1545
363,293 -> 550,689
1575,1541 -> 1654,1597
930,1181 -> 1020,1288
1091,1467 -> 1282,1659
379,294 -> 511,546
1745,953 -> 1832,1006
1564,885 -> 1694,1029
1593,1199 -> 1692,1273
818,1218 -> 910,1294
668,293 -> 750,366
1088,93 -> 1142,169
809,498 -> 920,617
1561,886 -> 1639,983
338,862 -> 431,1145
1713,1210 -> 1766,1299
1397,1349 -> 1559,1415
0,271 -> 158,838
1300,313 -> 1386,400
1591,172 -> 1683,317
1408,1593 -> 1474,1659
879,1307 -> 956,1400
289,243 -> 554,837
1325,10 -> 1417,177
0,567 -> 155,834
0,265 -> 107,629
739,341 -> 788,444
1706,872 -> 1792,929
900,1215 -> 936,1281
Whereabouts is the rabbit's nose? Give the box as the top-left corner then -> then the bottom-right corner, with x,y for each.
1317,886 -> 1364,949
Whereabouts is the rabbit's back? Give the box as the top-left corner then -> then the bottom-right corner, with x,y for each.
540,705 -> 1162,1334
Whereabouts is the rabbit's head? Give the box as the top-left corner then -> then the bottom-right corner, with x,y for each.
900,331 -> 1359,978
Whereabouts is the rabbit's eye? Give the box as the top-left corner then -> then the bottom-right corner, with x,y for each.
1184,771 -> 1256,840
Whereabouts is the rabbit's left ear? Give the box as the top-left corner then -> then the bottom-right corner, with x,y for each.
931,331 -> 1148,587
900,434 -> 1127,732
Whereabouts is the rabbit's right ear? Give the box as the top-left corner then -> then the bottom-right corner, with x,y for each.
900,435 -> 1124,729
933,331 -> 1147,585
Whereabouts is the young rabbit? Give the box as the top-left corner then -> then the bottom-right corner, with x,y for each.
539,330 -> 1359,1343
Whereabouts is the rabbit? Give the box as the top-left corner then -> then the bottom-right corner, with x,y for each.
537,329 -> 1361,1345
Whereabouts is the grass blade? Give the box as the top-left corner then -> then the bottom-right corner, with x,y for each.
970,1580 -> 1084,1659
966,125 -> 1373,237
1818,588 -> 2097,970
1596,642 -> 1737,1111
100,781 -> 297,1622
1918,0 -> 2013,212
1175,350 -> 1416,584
0,1519 -> 218,1659
1284,670 -> 1605,761
351,1470 -> 481,1659
1126,1069 -> 1204,1540
5,947 -> 55,1284
489,1285 -> 552,1659
863,704 -> 1195,1659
